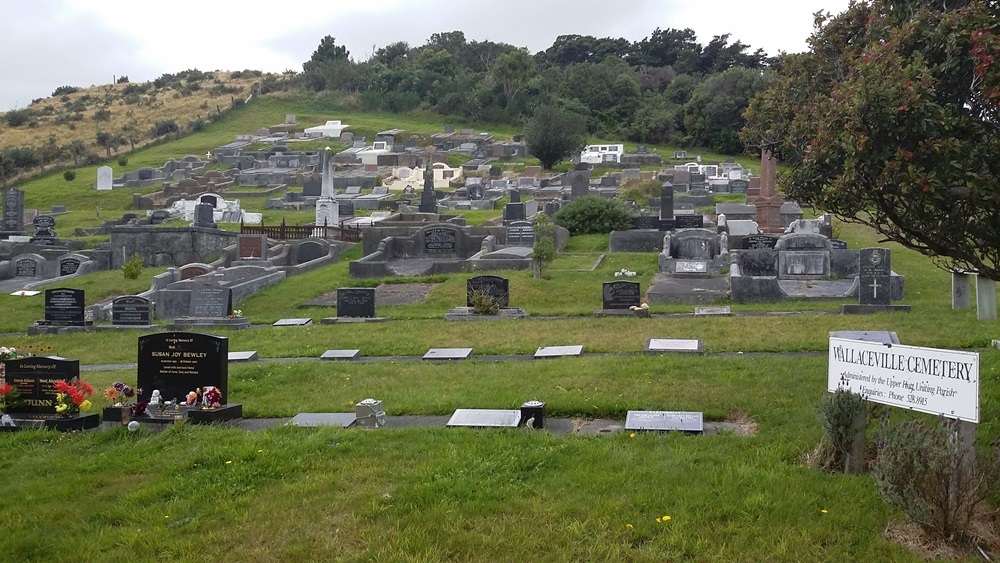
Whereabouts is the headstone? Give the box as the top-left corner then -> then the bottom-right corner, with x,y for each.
320,349 -> 361,360
569,170 -> 589,200
290,413 -> 355,428
952,271 -> 972,310
424,348 -> 474,360
674,215 -> 704,229
631,216 -> 660,230
423,227 -> 457,253
602,281 -> 641,310
467,275 -> 510,308
625,410 -> 703,433
976,276 -> 997,321
238,235 -> 267,259
534,345 -> 583,358
337,287 -> 376,318
644,339 -> 703,353
509,189 -> 521,203
729,179 -> 749,193
32,214 -> 56,241
112,295 -> 152,326
506,221 -> 535,247
829,239 -> 848,250
58,257 -> 81,276
192,203 -> 216,229
96,166 -> 113,191
189,286 -> 233,318
316,147 -> 339,227
3,356 -> 79,415
636,144 -> 647,153
44,288 -> 85,325
659,182 -> 674,222
15,258 -> 37,277
673,151 -> 687,159
489,166 -> 502,178
2,187 -> 25,232
447,409 -> 520,428
503,202 -> 526,223
418,160 -> 436,213
228,351 -> 259,362
272,318 -> 312,326
858,248 -> 891,306
742,235 -> 777,249
137,332 -> 229,404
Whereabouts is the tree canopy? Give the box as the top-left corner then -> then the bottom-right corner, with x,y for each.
742,0 -> 1000,279
525,104 -> 588,170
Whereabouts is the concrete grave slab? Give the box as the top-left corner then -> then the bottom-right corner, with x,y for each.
289,413 -> 356,428
423,348 -> 473,360
321,349 -> 361,360
534,345 -> 583,359
625,410 -> 704,433
228,351 -> 259,362
446,409 -> 521,428
272,318 -> 313,326
644,339 -> 704,354
694,306 -> 732,316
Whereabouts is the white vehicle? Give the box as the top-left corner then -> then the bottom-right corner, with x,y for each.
580,144 -> 624,164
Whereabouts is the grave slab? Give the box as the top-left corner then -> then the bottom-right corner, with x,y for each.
423,348 -> 473,360
625,410 -> 704,433
694,306 -> 732,316
644,339 -> 704,354
840,304 -> 912,315
272,318 -> 313,326
321,349 -> 361,360
534,345 -> 583,359
446,409 -> 521,428
829,330 -> 901,345
228,351 -> 259,362
289,413 -> 356,428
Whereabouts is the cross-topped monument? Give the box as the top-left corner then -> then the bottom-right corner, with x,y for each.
754,149 -> 785,234
418,149 -> 437,213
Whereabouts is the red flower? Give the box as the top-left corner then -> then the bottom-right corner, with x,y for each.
0,383 -> 13,397
54,380 -> 73,394
79,381 -> 93,395
922,184 -> 929,192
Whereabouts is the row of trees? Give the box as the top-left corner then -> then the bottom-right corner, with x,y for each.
295,29 -> 773,153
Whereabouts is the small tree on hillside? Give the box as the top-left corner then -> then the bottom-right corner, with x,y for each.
525,104 -> 588,170
531,215 -> 557,279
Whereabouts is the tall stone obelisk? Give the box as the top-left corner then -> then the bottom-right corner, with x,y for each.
315,147 -> 339,231
754,149 -> 785,234
418,150 -> 437,213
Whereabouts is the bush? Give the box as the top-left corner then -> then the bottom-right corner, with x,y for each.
4,108 -> 34,127
873,418 -> 998,541
52,85 -> 80,96
63,170 -> 77,181
152,119 -> 178,136
117,156 -> 128,167
121,253 -> 144,280
814,388 -> 867,472
554,196 -> 634,235
468,290 -> 502,315
531,215 -> 557,279
618,179 -> 661,203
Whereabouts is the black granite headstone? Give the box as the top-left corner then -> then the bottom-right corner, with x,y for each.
503,203 -> 526,223
193,203 -> 216,228
509,189 -> 521,203
659,183 -> 674,221
339,201 -> 355,217
3,356 -> 79,415
742,235 -> 777,249
674,215 -> 704,229
2,187 -> 25,232
112,295 -> 152,326
32,215 -> 56,238
15,258 -> 37,277
632,216 -> 660,230
467,275 -> 510,308
829,239 -> 848,250
137,332 -> 228,404
337,288 -> 376,318
424,227 -> 457,253
44,288 -> 85,325
189,286 -> 232,318
729,179 -> 749,193
602,281 -> 641,309
59,258 -> 81,276
859,248 -> 891,305
506,221 -> 535,247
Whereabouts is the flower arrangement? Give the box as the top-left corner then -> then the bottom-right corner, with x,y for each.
0,346 -> 18,360
227,309 -> 244,319
614,268 -> 637,277
54,378 -> 94,416
104,381 -> 138,406
0,382 -> 19,413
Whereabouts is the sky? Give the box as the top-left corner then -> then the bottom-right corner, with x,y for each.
0,0 -> 851,113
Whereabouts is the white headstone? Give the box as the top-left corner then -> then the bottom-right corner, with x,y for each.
315,146 -> 339,227
96,166 -> 113,191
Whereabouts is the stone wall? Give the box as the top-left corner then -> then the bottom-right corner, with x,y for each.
109,226 -> 238,268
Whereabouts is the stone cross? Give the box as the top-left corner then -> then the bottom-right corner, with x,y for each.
753,149 -> 785,234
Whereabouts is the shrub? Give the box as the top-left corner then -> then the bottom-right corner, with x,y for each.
4,108 -> 34,127
618,179 -> 661,203
814,388 -> 867,472
63,170 -> 77,181
52,85 -> 80,96
468,290 -> 501,315
152,119 -> 178,136
121,253 -> 144,280
554,196 -> 634,235
117,156 -> 128,167
873,417 -> 998,541
189,117 -> 205,132
531,215 -> 557,279
116,75 -> 129,84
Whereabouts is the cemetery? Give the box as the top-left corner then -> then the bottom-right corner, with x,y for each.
0,107 -> 997,561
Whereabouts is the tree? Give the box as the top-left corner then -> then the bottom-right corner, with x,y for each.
525,104 -> 588,170
554,196 -> 634,235
305,35 -> 350,69
489,49 -> 536,108
742,0 -> 1000,279
63,140 -> 87,167
531,215 -> 557,279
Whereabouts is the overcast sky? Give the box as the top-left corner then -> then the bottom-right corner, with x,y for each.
0,0 -> 850,113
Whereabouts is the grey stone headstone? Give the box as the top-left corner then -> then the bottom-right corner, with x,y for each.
859,248 -> 891,305
15,258 -> 38,277
509,189 -> 521,203
644,339 -> 703,353
446,409 -> 520,428
190,286 -> 233,318
193,203 -> 216,228
625,411 -> 703,433
2,187 -> 25,232
506,221 -> 535,247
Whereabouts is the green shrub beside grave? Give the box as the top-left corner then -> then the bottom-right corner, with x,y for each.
121,253 -> 144,280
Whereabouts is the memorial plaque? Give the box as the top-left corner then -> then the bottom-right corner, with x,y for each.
112,295 -> 152,326
2,187 -> 24,232
272,318 -> 312,326
631,216 -> 660,230
742,235 -> 777,249
534,345 -> 583,358
44,288 -> 85,324
321,349 -> 361,361
3,356 -> 80,415
238,235 -> 265,259
859,248 -> 891,306
137,332 -> 228,404
446,409 -> 521,428
829,239 -> 848,250
290,413 -> 356,428
59,258 -> 81,276
625,410 -> 704,433
506,221 -> 535,247
674,215 -> 704,229
729,179 -> 749,193
337,287 -> 376,318
228,351 -> 259,362
189,286 -> 232,318
503,202 -> 526,223
602,281 -> 641,310
424,227 -> 457,253
467,275 -> 510,308
644,339 -> 703,353
15,258 -> 37,277
339,201 -> 355,217
423,348 -> 474,360
674,261 -> 708,274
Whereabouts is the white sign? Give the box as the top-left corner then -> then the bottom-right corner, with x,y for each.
828,337 -> 979,423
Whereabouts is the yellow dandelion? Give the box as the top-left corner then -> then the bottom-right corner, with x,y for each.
225,460 -> 233,465
821,509 -> 828,514
629,433 -> 636,438
656,517 -> 661,523
625,523 -> 633,530
257,449 -> 263,453
164,515 -> 170,519
663,515 -> 671,521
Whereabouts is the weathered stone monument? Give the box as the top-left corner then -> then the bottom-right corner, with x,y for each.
315,147 -> 339,228
418,155 -> 437,213
754,149 -> 785,234
1,187 -> 25,236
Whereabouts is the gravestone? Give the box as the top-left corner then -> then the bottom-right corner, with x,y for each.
112,296 -> 152,326
3,356 -> 79,415
137,332 -> 228,404
192,203 -> 216,229
742,235 -> 777,249
632,216 -> 660,230
829,239 -> 848,250
509,189 -> 521,203
659,183 -> 674,222
489,166 -> 502,178
506,221 -> 535,247
569,170 -> 589,199
625,410 -> 703,433
423,227 -> 457,253
859,248 -> 891,306
58,257 -> 81,276
674,215 -> 704,229
602,281 -> 641,310
636,144 -> 647,153
189,286 -> 233,318
337,287 -> 376,318
15,258 -> 37,277
2,187 -> 25,233
44,288 -> 86,325
31,215 -> 57,243
503,202 -> 526,223
729,179 -> 749,193
238,234 -> 267,259
297,240 -> 326,263
447,409 -> 521,428
96,166 -> 113,191
467,275 -> 510,308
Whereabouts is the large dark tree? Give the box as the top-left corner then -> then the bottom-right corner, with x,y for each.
525,104 -> 588,170
742,0 -> 1000,279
